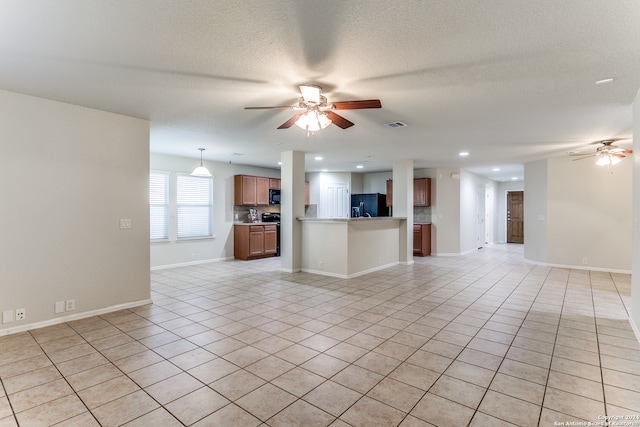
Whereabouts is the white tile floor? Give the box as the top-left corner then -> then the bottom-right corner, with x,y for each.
1,244 -> 639,426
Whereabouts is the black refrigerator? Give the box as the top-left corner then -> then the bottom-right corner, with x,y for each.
351,193 -> 389,217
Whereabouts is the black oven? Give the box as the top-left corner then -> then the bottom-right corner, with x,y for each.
269,189 -> 281,205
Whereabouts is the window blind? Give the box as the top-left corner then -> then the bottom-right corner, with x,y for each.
149,171 -> 169,240
177,174 -> 213,239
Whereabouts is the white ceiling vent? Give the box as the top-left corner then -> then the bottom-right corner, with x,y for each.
382,121 -> 408,129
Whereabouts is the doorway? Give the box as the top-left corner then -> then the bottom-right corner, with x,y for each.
507,191 -> 524,243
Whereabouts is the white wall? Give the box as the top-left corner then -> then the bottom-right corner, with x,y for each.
362,171 -> 391,194
433,168 -> 461,255
546,156 -> 631,271
524,157 -> 631,272
0,90 -> 150,334
150,153 -> 280,268
524,160 -> 548,263
631,90 -> 640,338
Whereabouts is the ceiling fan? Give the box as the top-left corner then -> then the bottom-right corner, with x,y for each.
245,84 -> 381,135
570,139 -> 633,166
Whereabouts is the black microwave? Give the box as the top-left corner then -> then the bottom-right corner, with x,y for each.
269,189 -> 281,204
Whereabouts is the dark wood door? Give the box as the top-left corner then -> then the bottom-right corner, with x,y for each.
507,191 -> 524,243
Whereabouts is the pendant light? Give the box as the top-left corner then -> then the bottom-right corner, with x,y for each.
191,148 -> 212,177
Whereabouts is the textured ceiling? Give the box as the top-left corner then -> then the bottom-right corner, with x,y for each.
1,1 -> 639,180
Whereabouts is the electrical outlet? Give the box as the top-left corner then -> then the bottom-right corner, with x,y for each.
119,218 -> 132,229
15,308 -> 25,321
55,301 -> 65,314
319,261 -> 323,270
582,259 -> 588,265
66,299 -> 75,311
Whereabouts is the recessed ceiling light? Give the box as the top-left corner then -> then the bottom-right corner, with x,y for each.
511,177 -> 518,180
314,156 -> 323,161
278,161 -> 282,165
595,78 -> 614,85
492,168 -> 500,171
459,151 -> 469,157
321,168 -> 328,172
356,165 -> 364,169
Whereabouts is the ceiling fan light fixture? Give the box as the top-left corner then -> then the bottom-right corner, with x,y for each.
295,111 -> 332,133
191,148 -> 212,177
595,153 -> 621,166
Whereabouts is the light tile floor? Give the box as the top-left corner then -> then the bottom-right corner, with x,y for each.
1,244 -> 639,426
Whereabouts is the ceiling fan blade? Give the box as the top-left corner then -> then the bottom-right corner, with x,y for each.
245,106 -> 294,110
332,100 -> 382,110
327,111 -> 354,129
300,85 -> 321,104
572,154 -> 595,161
277,113 -> 302,129
569,151 -> 594,156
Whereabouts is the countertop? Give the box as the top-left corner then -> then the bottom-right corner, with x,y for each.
233,222 -> 278,226
297,217 -> 406,222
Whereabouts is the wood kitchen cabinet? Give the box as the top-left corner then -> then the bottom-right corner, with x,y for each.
256,177 -> 269,205
234,174 -> 271,206
413,178 -> 431,206
234,224 -> 277,260
385,178 -> 431,207
413,223 -> 431,256
305,181 -> 310,206
269,178 -> 281,190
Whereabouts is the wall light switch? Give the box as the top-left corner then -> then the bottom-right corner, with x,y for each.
55,301 -> 65,314
119,219 -> 132,229
2,310 -> 13,324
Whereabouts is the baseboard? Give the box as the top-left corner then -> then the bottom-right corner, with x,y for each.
300,268 -> 347,279
0,299 -> 153,337
629,315 -> 640,344
523,258 -> 631,274
302,261 -> 399,279
280,267 -> 302,273
433,248 -> 477,257
151,257 -> 233,271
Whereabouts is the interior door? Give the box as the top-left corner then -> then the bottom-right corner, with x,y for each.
507,191 -> 524,243
321,182 -> 349,218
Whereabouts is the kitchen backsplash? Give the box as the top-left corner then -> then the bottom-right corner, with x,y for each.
414,206 -> 432,223
233,205 -> 280,223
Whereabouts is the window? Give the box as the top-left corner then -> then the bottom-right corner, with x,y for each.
149,171 -> 169,241
177,174 -> 213,239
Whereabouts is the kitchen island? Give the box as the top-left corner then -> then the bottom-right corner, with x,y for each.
298,217 -> 407,278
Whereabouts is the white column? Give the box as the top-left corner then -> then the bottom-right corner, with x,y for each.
630,90 -> 640,341
393,160 -> 414,265
280,151 -> 305,273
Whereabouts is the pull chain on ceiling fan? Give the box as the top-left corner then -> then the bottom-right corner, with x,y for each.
245,84 -> 382,136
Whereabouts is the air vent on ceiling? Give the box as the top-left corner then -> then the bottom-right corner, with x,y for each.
382,121 -> 408,129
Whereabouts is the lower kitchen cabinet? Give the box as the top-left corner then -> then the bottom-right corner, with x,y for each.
234,224 -> 277,260
413,223 -> 431,256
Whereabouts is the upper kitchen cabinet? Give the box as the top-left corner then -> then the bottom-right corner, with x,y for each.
385,178 -> 431,207
386,180 -> 393,207
413,178 -> 431,206
234,174 -> 270,206
269,178 -> 281,190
